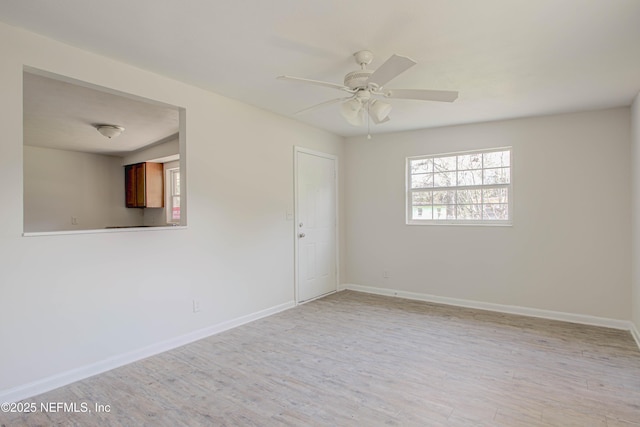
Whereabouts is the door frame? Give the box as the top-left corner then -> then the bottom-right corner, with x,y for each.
293,146 -> 340,304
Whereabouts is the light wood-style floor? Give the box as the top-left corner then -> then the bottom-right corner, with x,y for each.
2,291 -> 640,426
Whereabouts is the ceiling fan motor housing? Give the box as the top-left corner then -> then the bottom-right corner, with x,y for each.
344,70 -> 374,90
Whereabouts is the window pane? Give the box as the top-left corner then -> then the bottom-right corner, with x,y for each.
411,173 -> 433,189
458,154 -> 482,170
483,167 -> 510,185
172,171 -> 180,195
457,170 -> 482,186
483,204 -> 508,220
457,189 -> 482,204
433,172 -> 455,187
411,159 -> 432,174
483,151 -> 510,168
412,206 -> 433,220
412,191 -> 432,205
433,156 -> 456,172
433,205 -> 455,220
483,188 -> 508,203
457,204 -> 482,220
171,196 -> 181,220
433,190 -> 455,204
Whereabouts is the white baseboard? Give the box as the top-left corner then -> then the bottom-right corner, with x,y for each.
0,300 -> 295,404
340,283 -> 634,332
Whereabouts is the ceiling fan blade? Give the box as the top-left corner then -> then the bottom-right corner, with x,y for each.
277,75 -> 353,92
367,54 -> 417,87
386,89 -> 458,102
294,97 -> 351,115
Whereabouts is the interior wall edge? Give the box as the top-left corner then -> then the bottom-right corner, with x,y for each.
631,323 -> 640,351
339,284 -> 636,339
631,91 -> 640,346
0,300 -> 295,404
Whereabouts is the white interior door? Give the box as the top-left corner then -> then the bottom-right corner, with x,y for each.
295,148 -> 337,303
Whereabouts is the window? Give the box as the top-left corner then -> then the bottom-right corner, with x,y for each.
166,166 -> 180,224
407,147 -> 511,225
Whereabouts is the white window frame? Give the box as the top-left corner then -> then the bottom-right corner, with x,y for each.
165,165 -> 180,225
406,147 -> 512,226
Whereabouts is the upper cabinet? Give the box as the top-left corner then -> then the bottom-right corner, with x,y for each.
125,162 -> 164,208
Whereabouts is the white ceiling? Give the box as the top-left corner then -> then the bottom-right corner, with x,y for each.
3,0 -> 640,137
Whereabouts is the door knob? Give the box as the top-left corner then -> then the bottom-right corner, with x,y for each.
299,233 -> 306,238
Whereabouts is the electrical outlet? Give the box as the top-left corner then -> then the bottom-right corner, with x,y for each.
71,216 -> 79,225
383,270 -> 390,279
192,299 -> 201,313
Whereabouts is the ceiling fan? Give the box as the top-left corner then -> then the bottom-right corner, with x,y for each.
278,50 -> 458,127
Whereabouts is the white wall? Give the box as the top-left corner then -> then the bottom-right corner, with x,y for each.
345,109 -> 631,320
24,146 -> 142,231
631,93 -> 640,335
0,22 -> 344,397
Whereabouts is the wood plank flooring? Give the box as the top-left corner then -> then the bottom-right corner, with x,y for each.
2,290 -> 640,426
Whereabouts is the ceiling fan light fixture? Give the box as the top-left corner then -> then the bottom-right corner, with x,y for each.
348,109 -> 366,126
369,99 -> 392,122
341,98 -> 361,113
340,100 -> 365,126
96,124 -> 125,139
340,98 -> 364,126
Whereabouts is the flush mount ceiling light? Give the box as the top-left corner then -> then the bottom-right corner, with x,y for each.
96,124 -> 125,139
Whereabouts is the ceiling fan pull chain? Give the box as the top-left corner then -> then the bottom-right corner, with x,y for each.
367,102 -> 372,140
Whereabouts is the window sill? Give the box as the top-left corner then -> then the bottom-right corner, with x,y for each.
23,225 -> 187,237
406,221 -> 512,227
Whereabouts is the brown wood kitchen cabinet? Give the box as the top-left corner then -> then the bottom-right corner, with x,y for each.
125,162 -> 164,208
